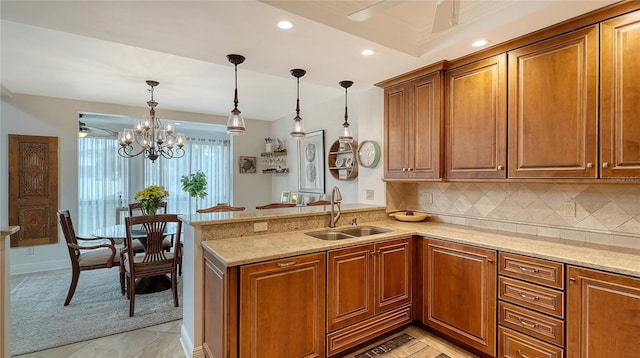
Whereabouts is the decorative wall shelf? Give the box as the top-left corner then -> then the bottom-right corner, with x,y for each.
328,140 -> 358,180
261,150 -> 288,174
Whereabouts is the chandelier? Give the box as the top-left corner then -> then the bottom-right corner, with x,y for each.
117,80 -> 186,162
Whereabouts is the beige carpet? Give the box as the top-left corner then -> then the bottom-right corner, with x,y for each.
10,268 -> 182,356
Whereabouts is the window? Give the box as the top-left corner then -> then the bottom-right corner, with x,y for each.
78,123 -> 231,235
77,137 -> 130,235
144,137 -> 231,214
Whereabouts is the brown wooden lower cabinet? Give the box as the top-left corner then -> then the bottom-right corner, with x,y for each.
566,266 -> 640,358
423,239 -> 497,356
239,252 -> 326,358
499,326 -> 564,358
326,237 -> 413,356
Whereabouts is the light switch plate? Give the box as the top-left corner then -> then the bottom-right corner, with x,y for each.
366,189 -> 374,200
254,222 -> 268,232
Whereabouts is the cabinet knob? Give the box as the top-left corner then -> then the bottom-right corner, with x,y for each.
569,277 -> 576,284
407,167 -> 413,171
488,259 -> 494,264
370,251 -> 376,256
402,168 -> 407,172
602,162 -> 609,168
497,165 -> 504,171
587,162 -> 593,168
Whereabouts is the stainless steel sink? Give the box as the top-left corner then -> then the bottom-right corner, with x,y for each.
339,226 -> 392,237
305,226 -> 392,240
305,231 -> 354,240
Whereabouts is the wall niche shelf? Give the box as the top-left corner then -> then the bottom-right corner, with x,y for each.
261,150 -> 288,174
328,140 -> 358,180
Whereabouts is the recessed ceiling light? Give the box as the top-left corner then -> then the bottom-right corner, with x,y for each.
472,39 -> 488,47
361,49 -> 375,56
277,20 -> 293,30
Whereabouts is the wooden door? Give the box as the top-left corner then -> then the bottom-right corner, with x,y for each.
375,238 -> 412,314
446,54 -> 507,179
424,239 -> 497,356
408,73 -> 443,179
600,10 -> 640,177
9,135 -> 58,247
327,244 -> 375,332
384,82 -> 410,179
566,266 -> 640,358
239,252 -> 325,358
508,25 -> 598,178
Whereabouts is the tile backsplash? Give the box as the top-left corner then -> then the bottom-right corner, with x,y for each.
387,182 -> 640,250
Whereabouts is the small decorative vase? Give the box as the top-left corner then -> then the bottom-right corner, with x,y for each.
144,202 -> 159,215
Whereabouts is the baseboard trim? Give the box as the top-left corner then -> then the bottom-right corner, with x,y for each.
10,259 -> 69,275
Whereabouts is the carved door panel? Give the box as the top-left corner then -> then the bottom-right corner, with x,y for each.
9,135 -> 59,247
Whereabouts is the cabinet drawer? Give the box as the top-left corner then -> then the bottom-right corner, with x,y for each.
499,252 -> 564,289
499,326 -> 564,358
499,301 -> 564,347
499,277 -> 564,318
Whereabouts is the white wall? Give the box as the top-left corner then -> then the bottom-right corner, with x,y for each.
271,87 -> 386,206
1,92 -> 272,274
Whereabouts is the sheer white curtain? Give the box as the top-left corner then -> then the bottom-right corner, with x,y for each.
77,137 -> 130,235
144,137 -> 231,214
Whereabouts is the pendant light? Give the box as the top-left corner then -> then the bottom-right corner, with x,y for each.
226,54 -> 246,135
338,80 -> 354,143
290,68 -> 307,139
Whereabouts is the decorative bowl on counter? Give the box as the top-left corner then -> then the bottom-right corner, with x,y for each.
388,211 -> 430,222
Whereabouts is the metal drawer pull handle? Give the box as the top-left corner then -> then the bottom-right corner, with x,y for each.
518,317 -> 538,328
277,261 -> 297,267
518,292 -> 539,301
517,349 -> 532,358
518,266 -> 539,273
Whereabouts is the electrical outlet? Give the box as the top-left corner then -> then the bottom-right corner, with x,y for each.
366,189 -> 374,200
420,193 -> 433,206
563,201 -> 576,217
253,222 -> 268,232
26,247 -> 34,255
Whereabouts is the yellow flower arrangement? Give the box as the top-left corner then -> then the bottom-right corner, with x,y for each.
134,185 -> 169,215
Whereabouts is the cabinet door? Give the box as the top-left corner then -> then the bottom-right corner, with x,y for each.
375,238 -> 413,313
239,252 -> 326,358
384,82 -> 410,179
409,73 -> 443,179
327,244 -> 375,332
424,239 -> 497,356
445,54 -> 507,179
567,266 -> 640,358
508,25 -> 598,178
600,10 -> 640,177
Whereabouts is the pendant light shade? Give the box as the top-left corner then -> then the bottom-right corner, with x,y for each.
338,80 -> 354,143
290,69 -> 307,139
226,54 -> 246,135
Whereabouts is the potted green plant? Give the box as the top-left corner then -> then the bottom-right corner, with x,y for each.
180,170 -> 208,211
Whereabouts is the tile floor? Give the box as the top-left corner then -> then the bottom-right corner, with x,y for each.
14,322 -> 477,358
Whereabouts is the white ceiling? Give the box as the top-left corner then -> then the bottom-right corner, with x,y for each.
1,0 -> 618,122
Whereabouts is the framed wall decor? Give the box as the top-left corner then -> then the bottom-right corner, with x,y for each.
280,191 -> 291,203
291,192 -> 300,205
239,156 -> 257,173
298,130 -> 325,194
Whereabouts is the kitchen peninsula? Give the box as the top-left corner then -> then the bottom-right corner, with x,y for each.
179,205 -> 640,358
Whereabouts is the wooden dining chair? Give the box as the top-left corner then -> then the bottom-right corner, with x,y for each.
119,213 -> 182,317
255,202 -> 297,209
57,210 -> 119,306
196,204 -> 245,213
127,202 -> 172,253
307,200 -> 331,206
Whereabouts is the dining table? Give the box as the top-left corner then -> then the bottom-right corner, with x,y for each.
91,223 -> 180,294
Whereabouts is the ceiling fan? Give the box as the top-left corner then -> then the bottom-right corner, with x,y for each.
347,0 -> 460,33
78,120 -> 115,138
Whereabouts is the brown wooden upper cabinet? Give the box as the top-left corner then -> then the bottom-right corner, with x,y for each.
508,25 -> 599,178
383,70 -> 444,180
445,54 -> 507,179
600,10 -> 640,178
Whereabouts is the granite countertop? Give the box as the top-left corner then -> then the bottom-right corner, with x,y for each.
201,219 -> 640,278
1,226 -> 20,237
181,203 -> 385,226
